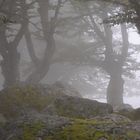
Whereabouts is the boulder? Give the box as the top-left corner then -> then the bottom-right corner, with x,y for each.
45,95 -> 113,119
0,113 -> 140,140
0,83 -> 81,119
133,108 -> 140,120
0,114 -> 70,140
0,84 -> 140,140
93,114 -> 131,123
114,103 -> 133,112
118,107 -> 140,121
44,114 -> 140,140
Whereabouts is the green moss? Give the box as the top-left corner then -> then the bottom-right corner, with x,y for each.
44,119 -> 108,140
56,102 -> 84,119
44,119 -> 140,140
21,121 -> 45,140
126,130 -> 140,139
0,85 -> 54,119
117,109 -> 140,121
55,101 -> 99,119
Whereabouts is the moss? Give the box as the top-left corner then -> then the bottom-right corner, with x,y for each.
55,102 -> 85,119
0,85 -> 54,119
21,121 -> 45,140
55,100 -> 101,119
44,119 -> 140,140
44,119 -> 109,140
116,111 -> 133,121
125,129 -> 140,140
117,109 -> 140,121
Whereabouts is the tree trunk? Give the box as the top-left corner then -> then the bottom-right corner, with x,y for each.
107,74 -> 124,107
1,48 -> 20,88
0,0 -> 28,88
25,0 -> 61,84
103,23 -> 128,108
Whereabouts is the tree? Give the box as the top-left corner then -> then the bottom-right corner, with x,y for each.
0,0 -> 29,87
58,0 -> 136,107
78,0 -> 140,33
84,3 -> 129,107
24,0 -> 63,84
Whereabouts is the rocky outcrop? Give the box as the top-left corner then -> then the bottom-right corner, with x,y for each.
0,114 -> 70,140
0,85 -> 140,140
0,83 -> 81,119
114,103 -> 133,112
118,107 -> 140,121
45,95 -> 113,119
0,113 -> 140,140
133,108 -> 140,120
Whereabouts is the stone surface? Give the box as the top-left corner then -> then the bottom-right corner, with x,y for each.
45,95 -> 113,119
0,85 -> 140,140
0,113 -> 140,140
114,103 -> 133,112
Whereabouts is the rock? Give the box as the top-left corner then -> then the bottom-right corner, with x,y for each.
114,103 -> 133,112
118,107 -> 140,121
45,95 -> 113,119
0,84 -> 140,140
93,114 -> 131,123
47,115 -> 140,140
0,85 -> 52,119
0,114 -> 7,124
133,108 -> 140,120
0,83 -> 81,119
1,112 -> 140,140
0,113 -> 70,140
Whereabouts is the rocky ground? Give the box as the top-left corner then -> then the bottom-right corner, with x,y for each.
0,83 -> 140,140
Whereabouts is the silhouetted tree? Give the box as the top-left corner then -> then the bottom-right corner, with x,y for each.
62,1 -> 135,107
25,0 -> 63,83
0,0 -> 29,87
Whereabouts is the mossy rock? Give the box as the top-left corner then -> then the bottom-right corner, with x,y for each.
133,108 -> 140,120
0,85 -> 56,119
118,108 -> 140,121
2,114 -> 140,140
0,114 -> 70,140
45,95 -> 113,119
0,84 -> 113,120
45,115 -> 140,140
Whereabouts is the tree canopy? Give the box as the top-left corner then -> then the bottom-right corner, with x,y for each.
76,0 -> 140,33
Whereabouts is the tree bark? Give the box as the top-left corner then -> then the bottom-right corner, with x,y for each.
107,74 -> 124,107
1,48 -> 20,88
0,0 -> 28,87
105,24 -> 129,107
25,0 -> 62,84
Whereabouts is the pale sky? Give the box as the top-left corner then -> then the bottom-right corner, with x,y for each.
128,29 -> 140,45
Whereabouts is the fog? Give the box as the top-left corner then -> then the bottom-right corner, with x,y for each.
0,0 -> 140,109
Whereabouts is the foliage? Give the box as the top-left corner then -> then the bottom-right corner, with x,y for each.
103,9 -> 137,26
0,14 -> 15,25
76,0 -> 140,32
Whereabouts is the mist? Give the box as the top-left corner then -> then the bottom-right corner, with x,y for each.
1,0 -> 140,139
0,0 -> 140,108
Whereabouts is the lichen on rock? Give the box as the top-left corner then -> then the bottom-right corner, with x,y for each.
45,95 -> 113,119
0,84 -> 140,140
